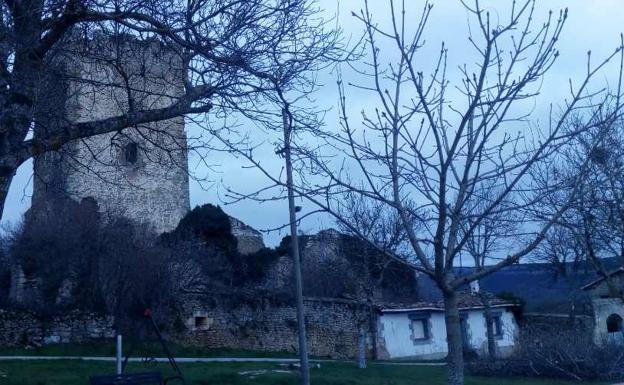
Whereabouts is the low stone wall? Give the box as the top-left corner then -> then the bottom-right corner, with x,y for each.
179,295 -> 374,359
0,296 -> 374,359
0,309 -> 114,346
520,312 -> 594,333
515,312 -> 595,353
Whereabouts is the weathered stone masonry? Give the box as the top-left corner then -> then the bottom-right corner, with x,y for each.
0,297 -> 374,359
0,309 -> 114,347
32,34 -> 190,235
180,295 -> 374,359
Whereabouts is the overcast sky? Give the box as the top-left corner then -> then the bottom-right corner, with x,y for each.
3,0 -> 624,247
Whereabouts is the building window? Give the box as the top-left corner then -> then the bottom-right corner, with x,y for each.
607,314 -> 623,333
492,314 -> 504,338
124,142 -> 138,165
194,316 -> 209,329
409,315 -> 430,341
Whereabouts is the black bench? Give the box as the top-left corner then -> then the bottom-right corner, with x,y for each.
89,371 -> 163,385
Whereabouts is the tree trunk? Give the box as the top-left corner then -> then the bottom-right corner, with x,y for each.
357,324 -> 367,369
282,109 -> 310,385
479,290 -> 497,361
0,172 -> 14,221
444,290 -> 465,385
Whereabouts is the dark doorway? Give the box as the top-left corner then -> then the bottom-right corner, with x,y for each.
607,314 -> 623,333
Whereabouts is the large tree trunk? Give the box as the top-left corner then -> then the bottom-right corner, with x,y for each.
479,290 -> 497,361
444,290 -> 465,385
0,6 -> 46,223
0,172 -> 13,220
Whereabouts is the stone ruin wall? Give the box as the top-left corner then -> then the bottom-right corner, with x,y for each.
180,295 -> 375,359
518,313 -> 595,348
0,296 -> 375,359
32,34 -> 190,234
229,217 -> 265,254
520,313 -> 594,330
0,309 -> 114,347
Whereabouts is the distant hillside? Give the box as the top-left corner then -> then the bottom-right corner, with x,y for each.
416,258 -> 622,315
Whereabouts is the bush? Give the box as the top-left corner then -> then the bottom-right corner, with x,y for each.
467,322 -> 624,382
161,203 -> 238,255
9,197 -> 103,308
161,204 -> 282,286
6,198 -> 181,334
0,243 -> 11,306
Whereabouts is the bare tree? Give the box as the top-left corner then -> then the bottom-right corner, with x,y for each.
4,3 -> 340,383
205,1 -> 624,384
462,186 -> 518,361
2,8 -> 341,382
308,1 -> 624,383
192,21 -> 345,383
0,0 -> 341,220
470,320 -> 624,382
534,115 -> 624,302
335,193 -> 416,368
309,2 -> 624,383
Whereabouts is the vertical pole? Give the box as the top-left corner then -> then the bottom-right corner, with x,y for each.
358,325 -> 367,369
282,108 -> 310,385
116,334 -> 123,375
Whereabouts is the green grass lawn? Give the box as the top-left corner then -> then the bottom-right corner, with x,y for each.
0,360 -> 604,385
0,341 -> 297,359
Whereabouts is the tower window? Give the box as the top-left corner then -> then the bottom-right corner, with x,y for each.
195,316 -> 208,328
607,313 -> 623,333
193,316 -> 212,330
124,142 -> 138,164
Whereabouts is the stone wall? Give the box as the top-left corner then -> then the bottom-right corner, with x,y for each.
32,33 -> 189,235
590,298 -> 624,344
0,309 -> 115,347
0,297 -> 373,359
229,217 -> 265,255
179,295 -> 374,359
520,313 -> 594,333
517,312 -> 595,352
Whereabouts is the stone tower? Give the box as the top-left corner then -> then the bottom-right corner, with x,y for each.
32,34 -> 189,234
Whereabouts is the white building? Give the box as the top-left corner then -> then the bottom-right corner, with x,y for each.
581,268 -> 624,345
375,292 -> 519,360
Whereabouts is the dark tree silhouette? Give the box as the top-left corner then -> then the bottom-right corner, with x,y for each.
0,0 -> 340,221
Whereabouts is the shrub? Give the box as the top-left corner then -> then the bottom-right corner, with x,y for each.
7,198 -> 181,334
161,203 -> 237,254
161,204 -> 282,286
467,321 -> 624,382
9,197 -> 103,308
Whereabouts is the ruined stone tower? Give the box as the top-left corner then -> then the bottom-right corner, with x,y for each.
32,33 -> 189,234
